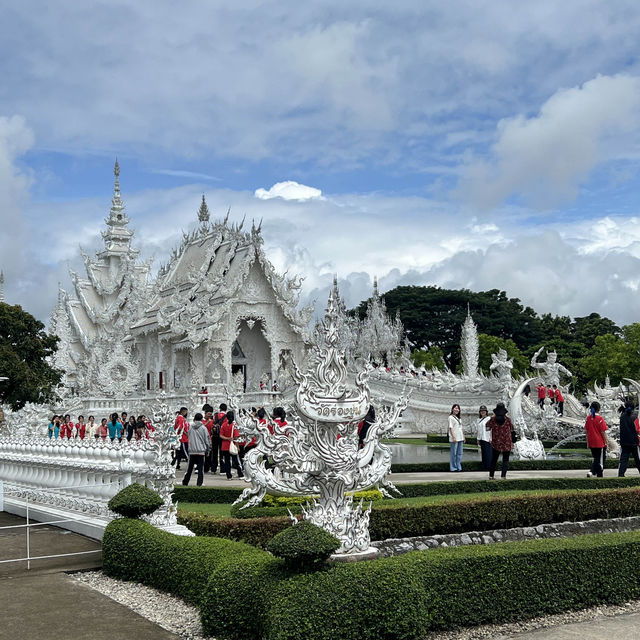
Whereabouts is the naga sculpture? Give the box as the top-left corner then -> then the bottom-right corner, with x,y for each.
234,290 -> 409,556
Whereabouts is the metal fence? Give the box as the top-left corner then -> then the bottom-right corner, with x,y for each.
0,481 -> 102,570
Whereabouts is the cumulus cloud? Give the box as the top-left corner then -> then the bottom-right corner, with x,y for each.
457,74 -> 640,209
255,181 -> 323,201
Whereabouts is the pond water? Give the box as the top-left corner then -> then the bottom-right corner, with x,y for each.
388,443 -> 590,464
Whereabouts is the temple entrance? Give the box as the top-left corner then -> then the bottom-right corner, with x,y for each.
233,319 -> 272,392
231,364 -> 246,392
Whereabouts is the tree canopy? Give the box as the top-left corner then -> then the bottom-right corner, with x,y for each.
351,285 -> 627,391
0,303 -> 62,410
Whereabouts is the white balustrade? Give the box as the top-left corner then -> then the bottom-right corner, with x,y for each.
0,434 -> 186,540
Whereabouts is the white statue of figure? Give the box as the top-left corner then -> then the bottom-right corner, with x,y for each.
233,369 -> 245,393
490,348 -> 513,402
530,348 -> 572,387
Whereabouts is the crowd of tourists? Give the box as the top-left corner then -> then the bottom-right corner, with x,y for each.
47,412 -> 155,441
450,398 -> 640,480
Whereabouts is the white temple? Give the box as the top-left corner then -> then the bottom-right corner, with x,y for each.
52,162 -> 310,404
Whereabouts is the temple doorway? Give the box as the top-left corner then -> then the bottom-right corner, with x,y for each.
233,320 -> 272,392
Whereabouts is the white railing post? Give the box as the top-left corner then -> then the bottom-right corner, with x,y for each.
26,495 -> 30,570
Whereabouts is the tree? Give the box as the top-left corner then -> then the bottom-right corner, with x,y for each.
353,286 -> 543,370
411,346 -> 446,371
0,303 -> 62,410
477,334 -> 529,376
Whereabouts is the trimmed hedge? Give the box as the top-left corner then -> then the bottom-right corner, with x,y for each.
177,477 -> 640,507
106,515 -> 640,639
267,521 -> 340,571
178,511 -> 292,546
391,458 -> 620,473
102,518 -> 274,606
424,434 -> 588,449
256,531 -> 640,640
173,485 -> 243,504
108,483 -> 163,519
180,487 -> 640,548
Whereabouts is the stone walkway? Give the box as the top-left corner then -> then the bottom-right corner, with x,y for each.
0,511 -> 179,640
177,466 -> 603,488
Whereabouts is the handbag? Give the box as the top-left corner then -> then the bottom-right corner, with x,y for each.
511,429 -> 518,443
229,440 -> 239,456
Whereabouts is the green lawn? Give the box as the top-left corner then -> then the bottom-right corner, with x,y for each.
178,487 -> 592,517
178,502 -> 233,517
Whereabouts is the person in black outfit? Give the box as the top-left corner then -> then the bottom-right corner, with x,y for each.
209,403 -> 226,474
358,405 -> 375,449
618,400 -> 640,477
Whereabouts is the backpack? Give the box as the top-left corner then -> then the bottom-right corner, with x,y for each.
211,412 -> 225,437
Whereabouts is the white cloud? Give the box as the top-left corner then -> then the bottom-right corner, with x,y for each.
458,74 -> 640,208
255,181 -> 323,201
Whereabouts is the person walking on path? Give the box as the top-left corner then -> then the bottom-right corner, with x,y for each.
585,401 -> 608,478
220,409 -> 244,479
618,401 -> 640,477
537,383 -> 546,408
173,407 -> 189,470
487,402 -> 514,479
553,385 -> 564,416
476,405 -> 492,471
448,404 -> 464,472
182,412 -> 210,486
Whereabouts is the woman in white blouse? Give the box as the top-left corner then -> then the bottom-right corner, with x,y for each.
476,405 -> 492,470
448,404 -> 465,472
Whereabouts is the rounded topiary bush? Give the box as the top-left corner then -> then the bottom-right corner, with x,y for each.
266,520 -> 340,571
108,483 -> 164,519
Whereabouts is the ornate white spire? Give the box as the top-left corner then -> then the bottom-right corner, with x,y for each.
460,304 -> 479,378
373,275 -> 379,297
105,158 -> 129,228
197,194 -> 210,223
0,271 -> 4,303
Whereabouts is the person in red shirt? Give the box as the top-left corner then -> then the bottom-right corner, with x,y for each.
61,414 -> 73,438
172,407 -> 189,470
75,415 -> 86,440
536,383 -> 546,408
553,385 -> 564,416
584,401 -> 608,477
546,386 -> 555,405
272,407 -> 288,433
220,410 -> 244,479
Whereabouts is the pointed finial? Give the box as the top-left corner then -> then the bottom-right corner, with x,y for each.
114,157 -> 120,179
373,276 -> 379,296
0,271 -> 4,303
197,194 -> 210,223
333,273 -> 338,288
467,301 -> 471,316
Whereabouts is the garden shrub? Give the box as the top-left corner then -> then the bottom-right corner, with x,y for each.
177,511 -> 292,547
266,521 -> 340,571
182,487 -> 640,547
108,483 -> 163,519
102,518 -> 271,605
258,531 -> 640,640
391,458 -> 621,473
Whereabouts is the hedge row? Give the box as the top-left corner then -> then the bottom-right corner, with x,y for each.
179,487 -> 640,548
227,477 -> 640,519
424,434 -> 588,449
104,518 -> 640,640
391,458 -> 619,473
103,518 -> 282,640
176,476 -> 640,506
260,531 -> 640,640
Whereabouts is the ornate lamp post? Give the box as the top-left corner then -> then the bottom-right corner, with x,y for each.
235,291 -> 408,557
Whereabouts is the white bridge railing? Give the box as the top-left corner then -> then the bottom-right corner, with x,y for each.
0,436 -> 187,540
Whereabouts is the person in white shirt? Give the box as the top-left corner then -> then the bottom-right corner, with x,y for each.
476,405 -> 492,470
448,404 -> 465,472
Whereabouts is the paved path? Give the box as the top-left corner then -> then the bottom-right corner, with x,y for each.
176,467 -> 601,488
505,611 -> 640,639
0,512 -> 179,640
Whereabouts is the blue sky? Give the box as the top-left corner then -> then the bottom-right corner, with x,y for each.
3,1 -> 640,326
